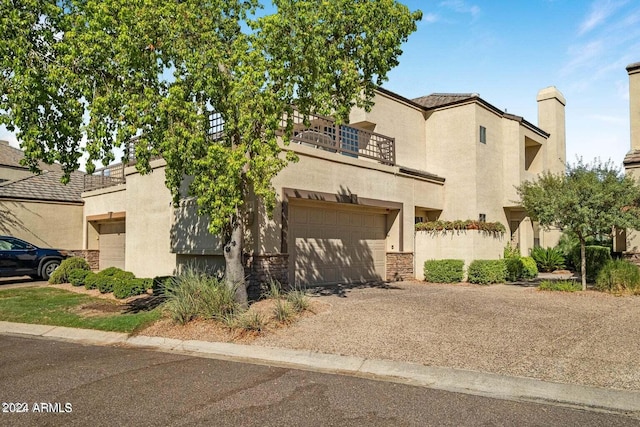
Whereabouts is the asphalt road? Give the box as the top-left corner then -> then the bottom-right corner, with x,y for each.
0,335 -> 638,427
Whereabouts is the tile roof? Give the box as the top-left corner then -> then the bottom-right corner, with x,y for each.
411,93 -> 479,109
624,150 -> 640,166
0,170 -> 85,203
0,141 -> 62,172
0,143 -> 84,203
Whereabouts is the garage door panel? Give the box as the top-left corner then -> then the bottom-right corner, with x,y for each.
290,205 -> 386,286
98,221 -> 125,270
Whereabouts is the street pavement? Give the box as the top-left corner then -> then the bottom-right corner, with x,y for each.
1,320 -> 640,422
1,335 -> 639,427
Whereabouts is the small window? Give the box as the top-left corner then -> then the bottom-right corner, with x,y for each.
479,126 -> 487,144
415,216 -> 424,224
479,213 -> 486,222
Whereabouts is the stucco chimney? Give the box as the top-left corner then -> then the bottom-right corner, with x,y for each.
627,62 -> 640,153
537,86 -> 566,174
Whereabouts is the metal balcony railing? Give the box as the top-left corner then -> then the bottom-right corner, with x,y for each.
83,163 -> 126,191
87,109 -> 396,191
280,110 -> 395,166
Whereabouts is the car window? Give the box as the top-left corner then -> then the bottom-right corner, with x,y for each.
0,238 -> 30,250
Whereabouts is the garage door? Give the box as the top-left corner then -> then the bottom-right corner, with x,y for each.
98,222 -> 125,270
289,204 -> 386,285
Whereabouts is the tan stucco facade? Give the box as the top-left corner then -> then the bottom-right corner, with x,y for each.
622,62 -> 640,256
0,199 -> 83,249
81,85 -> 566,283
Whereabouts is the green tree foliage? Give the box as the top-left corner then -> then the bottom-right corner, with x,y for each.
1,0 -> 422,306
517,159 -> 640,290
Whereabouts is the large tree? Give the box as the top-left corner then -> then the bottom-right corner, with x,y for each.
1,0 -> 421,306
517,159 -> 640,290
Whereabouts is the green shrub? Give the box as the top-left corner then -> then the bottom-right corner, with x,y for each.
48,256 -> 91,284
113,278 -> 152,299
595,260 -> 640,294
233,312 -> 265,332
467,260 -> 506,285
538,280 -> 581,292
152,276 -> 174,295
162,266 -> 239,325
84,272 -> 98,289
503,244 -> 520,260
505,257 -> 524,282
97,270 -> 135,294
530,247 -> 565,273
520,257 -> 538,279
423,259 -> 465,283
68,269 -> 91,286
570,245 -> 611,282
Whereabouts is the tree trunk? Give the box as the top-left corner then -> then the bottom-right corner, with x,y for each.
224,215 -> 248,309
580,239 -> 587,291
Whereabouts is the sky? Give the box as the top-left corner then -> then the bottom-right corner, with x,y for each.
1,0 -> 639,168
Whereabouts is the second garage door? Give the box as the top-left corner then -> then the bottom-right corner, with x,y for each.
289,203 -> 386,285
98,221 -> 126,270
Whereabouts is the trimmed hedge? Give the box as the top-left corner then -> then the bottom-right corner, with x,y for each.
48,257 -> 91,284
570,245 -> 611,282
521,257 -> 538,279
423,259 -> 464,283
84,267 -> 135,293
113,278 -> 152,299
68,268 -> 91,286
595,259 -> 640,293
467,260 -> 506,285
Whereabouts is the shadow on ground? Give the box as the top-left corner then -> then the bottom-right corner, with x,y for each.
305,280 -> 403,298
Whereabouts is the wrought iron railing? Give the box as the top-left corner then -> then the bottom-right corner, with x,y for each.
83,163 -> 126,191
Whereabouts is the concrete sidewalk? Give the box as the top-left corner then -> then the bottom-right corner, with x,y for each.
1,320 -> 639,418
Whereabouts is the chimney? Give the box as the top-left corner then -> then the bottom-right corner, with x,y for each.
537,86 -> 566,174
627,63 -> 640,153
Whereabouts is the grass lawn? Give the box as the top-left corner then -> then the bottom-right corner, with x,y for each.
0,287 -> 161,333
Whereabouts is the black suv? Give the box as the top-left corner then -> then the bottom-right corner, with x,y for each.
0,236 -> 69,281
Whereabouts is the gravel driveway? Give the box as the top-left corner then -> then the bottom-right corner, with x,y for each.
253,281 -> 640,391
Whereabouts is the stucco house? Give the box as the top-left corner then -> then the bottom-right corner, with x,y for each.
81,85 -> 566,288
0,141 -> 86,251
619,61 -> 640,261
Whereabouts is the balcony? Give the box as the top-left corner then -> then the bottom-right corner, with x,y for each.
83,163 -> 126,192
281,110 -> 395,166
86,110 -> 396,191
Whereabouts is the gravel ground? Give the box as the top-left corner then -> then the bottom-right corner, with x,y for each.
250,281 -> 640,391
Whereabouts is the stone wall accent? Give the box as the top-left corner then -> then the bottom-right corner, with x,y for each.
386,252 -> 414,281
244,254 -> 289,300
68,250 -> 100,270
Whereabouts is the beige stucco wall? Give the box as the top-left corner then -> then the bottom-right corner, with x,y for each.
350,91 -> 427,171
124,161 -> 176,278
537,87 -> 566,175
258,143 -> 445,257
0,199 -> 83,249
0,167 -> 33,183
415,230 -> 506,280
82,185 -> 127,251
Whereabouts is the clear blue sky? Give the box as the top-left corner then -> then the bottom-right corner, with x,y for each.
2,0 -> 638,168
385,0 -> 640,167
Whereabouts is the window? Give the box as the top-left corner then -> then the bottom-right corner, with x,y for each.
479,126 -> 487,144
478,213 -> 486,222
415,216 -> 424,224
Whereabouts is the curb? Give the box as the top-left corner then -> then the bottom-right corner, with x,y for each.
2,321 -> 639,417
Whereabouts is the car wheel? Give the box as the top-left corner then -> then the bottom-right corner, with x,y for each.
41,260 -> 60,281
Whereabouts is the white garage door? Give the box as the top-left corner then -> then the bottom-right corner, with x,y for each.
289,204 -> 386,285
99,222 -> 125,270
